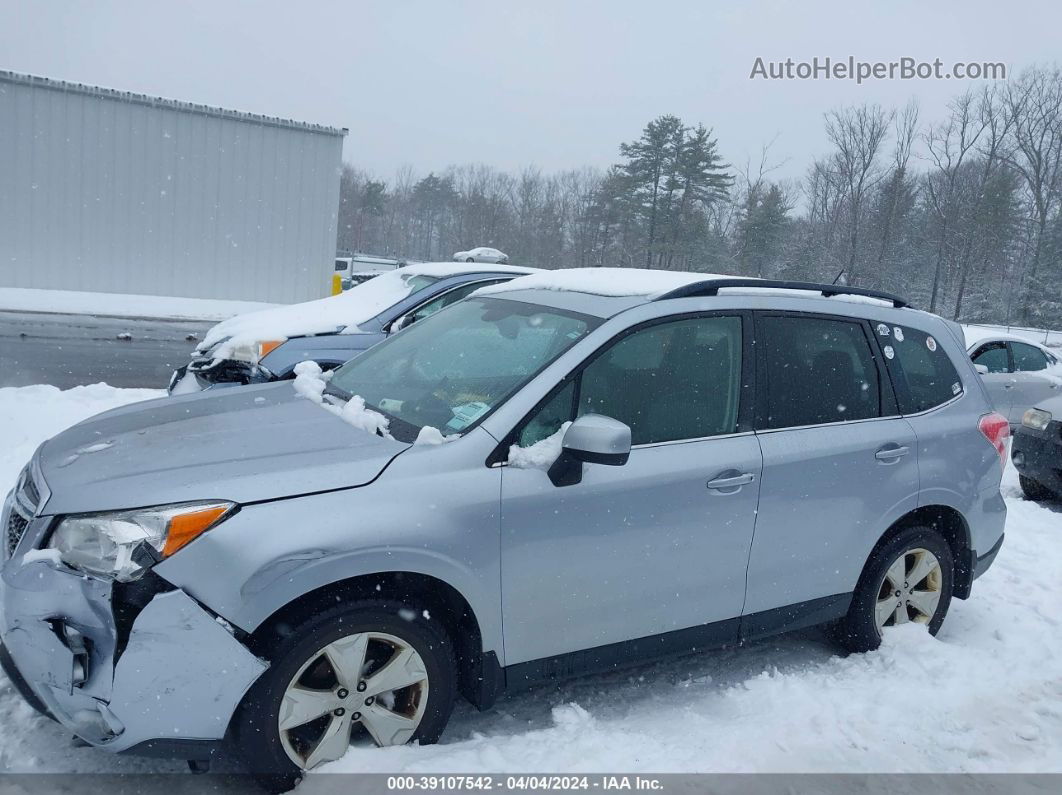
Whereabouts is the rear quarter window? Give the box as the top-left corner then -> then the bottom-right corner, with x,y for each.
881,324 -> 963,413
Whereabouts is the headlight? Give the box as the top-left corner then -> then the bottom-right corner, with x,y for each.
48,501 -> 235,582
1022,408 -> 1053,431
229,340 -> 284,364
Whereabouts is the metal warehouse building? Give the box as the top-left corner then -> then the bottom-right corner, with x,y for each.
0,70 -> 346,304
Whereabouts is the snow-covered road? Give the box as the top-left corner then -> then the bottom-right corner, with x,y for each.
1,384 -> 1059,780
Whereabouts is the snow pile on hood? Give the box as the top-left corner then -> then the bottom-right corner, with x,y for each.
415,425 -> 456,445
507,422 -> 571,468
197,262 -> 537,362
292,361 -> 391,438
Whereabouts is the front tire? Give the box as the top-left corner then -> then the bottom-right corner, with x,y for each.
835,525 -> 953,653
234,600 -> 456,791
465,257 -> 475,262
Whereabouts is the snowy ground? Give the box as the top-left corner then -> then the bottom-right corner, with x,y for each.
0,287 -> 278,322
1,384 -> 1060,781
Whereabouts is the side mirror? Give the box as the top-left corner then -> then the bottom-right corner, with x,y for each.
548,414 -> 632,487
974,364 -> 989,376
391,314 -> 415,333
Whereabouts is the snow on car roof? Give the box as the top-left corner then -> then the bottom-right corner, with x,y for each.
198,262 -> 540,360
478,267 -> 899,308
963,324 -> 1061,351
477,267 -> 731,299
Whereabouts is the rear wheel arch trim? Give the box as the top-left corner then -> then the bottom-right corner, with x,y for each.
871,505 -> 972,598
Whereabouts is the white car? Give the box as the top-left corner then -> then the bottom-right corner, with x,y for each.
967,333 -> 1061,427
453,246 -> 509,264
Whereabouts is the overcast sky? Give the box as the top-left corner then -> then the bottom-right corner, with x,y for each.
3,0 -> 1060,184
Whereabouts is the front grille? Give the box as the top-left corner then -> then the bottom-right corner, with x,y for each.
6,511 -> 28,557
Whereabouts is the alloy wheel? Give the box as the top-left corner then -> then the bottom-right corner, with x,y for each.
278,631 -> 429,769
874,547 -> 943,633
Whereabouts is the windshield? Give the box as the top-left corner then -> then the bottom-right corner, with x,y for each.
327,297 -> 598,441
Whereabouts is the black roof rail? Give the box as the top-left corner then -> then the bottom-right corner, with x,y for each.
654,278 -> 909,309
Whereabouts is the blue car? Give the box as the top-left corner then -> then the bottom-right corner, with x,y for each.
169,262 -> 538,393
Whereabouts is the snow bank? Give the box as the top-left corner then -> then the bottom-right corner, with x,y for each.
0,286 -> 276,322
197,262 -> 538,362
0,384 -> 163,498
292,361 -> 391,438
507,422 -> 570,468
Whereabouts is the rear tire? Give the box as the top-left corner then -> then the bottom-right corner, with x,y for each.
1019,474 -> 1052,501
233,599 -> 456,792
834,525 -> 953,654
465,257 -> 475,262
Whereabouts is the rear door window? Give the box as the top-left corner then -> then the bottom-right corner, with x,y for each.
881,324 -> 963,413
758,315 -> 882,429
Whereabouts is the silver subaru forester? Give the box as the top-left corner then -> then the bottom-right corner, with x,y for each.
1,271 -> 1008,788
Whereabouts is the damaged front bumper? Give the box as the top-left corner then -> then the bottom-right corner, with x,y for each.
0,491 -> 267,756
168,358 -> 274,395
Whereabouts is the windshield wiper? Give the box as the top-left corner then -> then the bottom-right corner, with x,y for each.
322,381 -> 351,402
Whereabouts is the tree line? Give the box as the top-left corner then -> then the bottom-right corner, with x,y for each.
337,65 -> 1062,326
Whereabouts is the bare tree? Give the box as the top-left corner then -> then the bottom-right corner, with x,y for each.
824,104 -> 894,284
922,91 -> 989,313
1004,67 -> 1062,322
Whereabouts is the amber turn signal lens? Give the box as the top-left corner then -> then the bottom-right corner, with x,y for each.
258,340 -> 284,358
163,505 -> 231,557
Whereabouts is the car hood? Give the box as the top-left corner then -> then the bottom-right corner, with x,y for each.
37,382 -> 409,516
1032,391 -> 1062,415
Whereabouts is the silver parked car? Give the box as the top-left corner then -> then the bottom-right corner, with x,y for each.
967,334 -> 1061,427
452,246 -> 508,264
2,273 -> 1008,788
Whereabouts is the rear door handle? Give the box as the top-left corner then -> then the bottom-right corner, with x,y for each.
875,444 -> 910,462
706,472 -> 756,490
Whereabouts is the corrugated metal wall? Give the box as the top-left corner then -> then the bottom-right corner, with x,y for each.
0,71 -> 345,304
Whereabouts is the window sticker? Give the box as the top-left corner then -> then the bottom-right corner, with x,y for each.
952,382 -> 961,395
893,327 -> 904,342
926,336 -> 937,352
876,323 -> 890,337
446,401 -> 491,431
883,345 -> 895,359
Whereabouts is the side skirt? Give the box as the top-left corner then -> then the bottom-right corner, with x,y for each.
496,593 -> 852,697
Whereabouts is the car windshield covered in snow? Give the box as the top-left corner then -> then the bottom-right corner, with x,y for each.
327,297 -> 596,440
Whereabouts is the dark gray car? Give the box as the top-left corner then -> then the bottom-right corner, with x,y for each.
169,262 -> 538,394
2,272 -> 1008,788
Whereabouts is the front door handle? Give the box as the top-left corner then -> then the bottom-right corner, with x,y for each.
875,444 -> 910,462
706,472 -> 756,490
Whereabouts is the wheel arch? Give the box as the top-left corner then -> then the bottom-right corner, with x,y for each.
874,504 -> 973,599
247,570 -> 502,710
